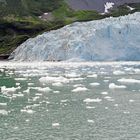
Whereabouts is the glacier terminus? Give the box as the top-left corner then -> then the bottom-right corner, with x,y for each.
10,12 -> 140,61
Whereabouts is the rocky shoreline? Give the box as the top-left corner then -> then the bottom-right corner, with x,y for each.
0,54 -> 10,60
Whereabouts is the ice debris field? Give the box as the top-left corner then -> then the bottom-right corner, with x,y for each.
0,62 -> 140,139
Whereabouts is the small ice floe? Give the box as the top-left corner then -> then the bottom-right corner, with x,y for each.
21,109 -> 35,114
109,83 -> 126,89
118,78 -> 140,84
72,87 -> 88,92
123,111 -> 130,114
31,87 -> 52,93
13,93 -> 24,98
61,100 -> 68,103
73,84 -> 84,88
114,104 -> 119,107
105,107 -> 108,110
52,123 -> 60,127
23,88 -> 30,94
129,99 -> 135,103
65,73 -> 80,78
90,83 -> 100,87
53,91 -> 60,94
83,98 -> 102,103
0,103 -> 7,106
39,76 -> 69,84
16,83 -> 20,86
1,86 -> 20,94
86,106 -> 95,109
87,74 -> 97,78
101,92 -> 108,95
113,70 -> 125,75
52,82 -> 63,87
104,80 -> 109,83
0,110 -> 8,115
15,78 -> 27,81
104,96 -> 115,102
28,83 -> 34,86
87,120 -> 94,123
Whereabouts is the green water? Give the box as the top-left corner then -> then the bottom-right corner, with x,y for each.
0,62 -> 140,140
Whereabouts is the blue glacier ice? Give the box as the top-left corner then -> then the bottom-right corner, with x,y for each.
10,12 -> 140,61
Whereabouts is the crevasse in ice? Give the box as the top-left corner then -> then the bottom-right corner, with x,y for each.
10,12 -> 140,61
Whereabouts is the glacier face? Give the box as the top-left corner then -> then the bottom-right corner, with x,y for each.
11,12 -> 140,61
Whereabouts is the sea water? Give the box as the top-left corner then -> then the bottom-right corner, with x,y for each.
0,62 -> 140,140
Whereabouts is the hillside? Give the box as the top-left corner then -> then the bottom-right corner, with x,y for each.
0,0 -> 140,56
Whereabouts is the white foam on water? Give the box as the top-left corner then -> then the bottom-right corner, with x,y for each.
83,98 -> 102,103
72,87 -> 88,92
118,78 -> 140,84
61,100 -> 68,103
73,84 -> 84,88
109,83 -> 126,89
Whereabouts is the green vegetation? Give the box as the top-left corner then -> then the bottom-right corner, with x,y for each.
0,0 -> 140,55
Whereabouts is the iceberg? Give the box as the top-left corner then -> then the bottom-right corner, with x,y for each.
10,12 -> 140,61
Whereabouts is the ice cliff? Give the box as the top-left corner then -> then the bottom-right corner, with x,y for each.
10,12 -> 140,61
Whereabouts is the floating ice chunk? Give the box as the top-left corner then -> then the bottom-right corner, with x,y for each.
104,80 -> 109,82
37,87 -> 52,93
72,87 -> 88,92
28,83 -> 34,86
73,84 -> 84,88
90,83 -> 100,87
15,78 -> 27,81
65,73 -> 80,78
39,76 -> 69,84
83,98 -> 102,103
86,106 -> 95,109
105,107 -> 109,110
0,110 -> 8,115
109,83 -> 126,89
87,120 -> 94,123
23,88 -> 30,93
61,100 -> 68,103
16,83 -> 20,86
104,96 -> 112,99
123,111 -> 130,114
87,74 -> 97,78
1,86 -> 20,94
114,104 -> 119,107
0,103 -> 7,106
53,91 -> 60,94
52,82 -> 63,87
118,78 -> 140,84
129,99 -> 135,103
113,70 -> 125,75
52,123 -> 60,127
21,109 -> 35,114
101,92 -> 108,95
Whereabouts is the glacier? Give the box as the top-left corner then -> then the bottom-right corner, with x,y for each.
10,12 -> 140,61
